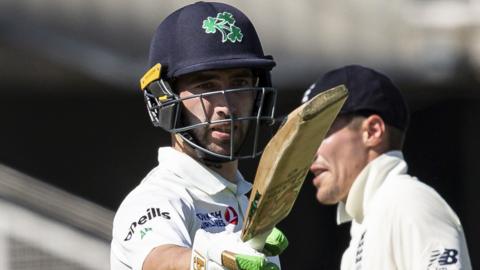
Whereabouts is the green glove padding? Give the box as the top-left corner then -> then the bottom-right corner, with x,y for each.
235,255 -> 280,270
262,227 -> 289,256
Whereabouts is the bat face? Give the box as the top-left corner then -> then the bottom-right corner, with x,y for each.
243,168 -> 307,241
241,85 -> 348,241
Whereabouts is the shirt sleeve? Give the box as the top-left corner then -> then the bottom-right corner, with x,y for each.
111,184 -> 194,270
392,181 -> 472,270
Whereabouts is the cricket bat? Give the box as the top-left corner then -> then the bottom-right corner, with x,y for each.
221,85 -> 348,269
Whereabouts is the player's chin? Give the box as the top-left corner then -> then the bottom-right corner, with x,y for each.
209,134 -> 244,152
315,189 -> 338,205
206,142 -> 233,156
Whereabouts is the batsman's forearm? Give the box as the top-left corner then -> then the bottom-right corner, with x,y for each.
144,244 -> 191,270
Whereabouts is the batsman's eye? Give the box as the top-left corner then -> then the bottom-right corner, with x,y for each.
230,77 -> 253,88
184,82 -> 218,95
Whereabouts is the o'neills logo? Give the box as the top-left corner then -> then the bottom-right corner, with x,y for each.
224,206 -> 238,225
124,208 -> 170,241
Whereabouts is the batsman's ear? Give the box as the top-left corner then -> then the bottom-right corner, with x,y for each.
362,114 -> 386,148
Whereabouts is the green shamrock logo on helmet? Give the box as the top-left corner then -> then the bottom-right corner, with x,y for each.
202,11 -> 243,43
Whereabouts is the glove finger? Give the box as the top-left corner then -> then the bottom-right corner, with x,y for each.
235,254 -> 267,270
263,228 -> 289,256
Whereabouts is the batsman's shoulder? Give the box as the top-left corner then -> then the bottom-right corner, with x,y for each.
383,175 -> 461,227
129,165 -> 194,204
112,167 -> 195,229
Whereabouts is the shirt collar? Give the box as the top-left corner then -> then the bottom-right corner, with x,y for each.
336,150 -> 408,224
156,147 -> 251,196
336,201 -> 352,224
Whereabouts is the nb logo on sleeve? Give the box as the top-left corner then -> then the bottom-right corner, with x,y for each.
428,248 -> 460,269
438,249 -> 458,265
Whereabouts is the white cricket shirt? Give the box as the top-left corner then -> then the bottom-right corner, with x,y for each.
111,147 -> 255,270
337,151 -> 471,270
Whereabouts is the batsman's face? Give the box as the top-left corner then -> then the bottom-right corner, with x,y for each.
310,116 -> 369,204
176,68 -> 256,156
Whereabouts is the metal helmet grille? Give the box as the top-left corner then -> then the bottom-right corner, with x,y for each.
144,86 -> 277,161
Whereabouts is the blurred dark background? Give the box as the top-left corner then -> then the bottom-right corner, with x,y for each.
1,0 -> 479,269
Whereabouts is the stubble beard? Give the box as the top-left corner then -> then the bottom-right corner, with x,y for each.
192,121 -> 248,156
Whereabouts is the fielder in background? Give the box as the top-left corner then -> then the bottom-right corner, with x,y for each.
302,65 -> 472,269
111,2 -> 286,270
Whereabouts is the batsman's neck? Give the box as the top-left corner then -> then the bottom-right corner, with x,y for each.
172,135 -> 239,183
203,160 -> 238,183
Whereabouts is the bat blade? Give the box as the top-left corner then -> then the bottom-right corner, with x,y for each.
241,85 -> 348,241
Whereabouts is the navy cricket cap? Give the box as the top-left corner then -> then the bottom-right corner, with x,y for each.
302,65 -> 409,131
148,1 -> 275,86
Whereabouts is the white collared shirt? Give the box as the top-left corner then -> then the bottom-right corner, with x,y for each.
338,151 -> 471,270
110,147 -> 253,270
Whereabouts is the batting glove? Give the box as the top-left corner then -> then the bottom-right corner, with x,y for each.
244,227 -> 288,256
262,228 -> 289,256
191,229 -> 280,270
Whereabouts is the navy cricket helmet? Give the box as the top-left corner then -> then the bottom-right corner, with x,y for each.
140,1 -> 277,161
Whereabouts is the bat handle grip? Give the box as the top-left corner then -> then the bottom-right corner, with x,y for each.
221,250 -> 238,270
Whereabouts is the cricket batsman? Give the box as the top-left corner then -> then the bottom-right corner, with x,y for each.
111,2 -> 287,270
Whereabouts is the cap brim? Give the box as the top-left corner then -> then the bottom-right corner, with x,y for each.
170,58 -> 276,78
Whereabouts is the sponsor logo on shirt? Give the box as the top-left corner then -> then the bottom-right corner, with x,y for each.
196,206 -> 239,229
124,208 -> 170,241
224,206 -> 238,225
428,248 -> 460,269
196,210 -> 226,229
